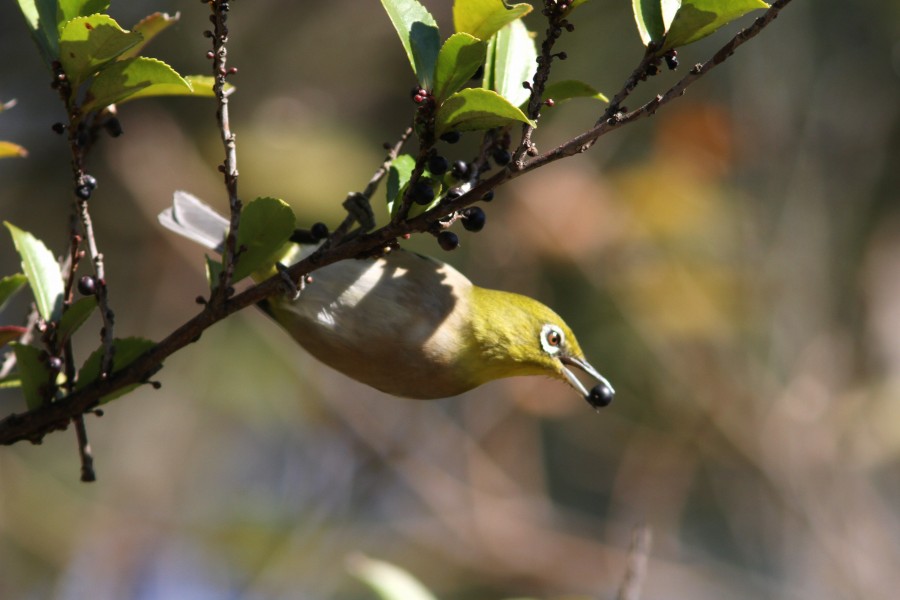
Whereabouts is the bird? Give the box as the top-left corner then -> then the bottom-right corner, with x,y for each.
159,191 -> 614,409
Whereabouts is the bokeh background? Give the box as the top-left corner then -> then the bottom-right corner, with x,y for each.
1,1 -> 899,598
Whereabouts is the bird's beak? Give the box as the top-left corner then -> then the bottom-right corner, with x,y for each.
559,355 -> 615,410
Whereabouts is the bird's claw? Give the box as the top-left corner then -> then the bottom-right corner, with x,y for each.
343,192 -> 375,233
276,262 -> 304,301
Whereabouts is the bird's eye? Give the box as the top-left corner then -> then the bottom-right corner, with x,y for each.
540,324 -> 564,355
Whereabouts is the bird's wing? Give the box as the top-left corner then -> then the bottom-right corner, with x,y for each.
158,190 -> 229,252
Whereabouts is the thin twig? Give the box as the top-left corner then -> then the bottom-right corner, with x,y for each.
615,525 -> 653,600
208,0 -> 242,305
0,0 -> 793,446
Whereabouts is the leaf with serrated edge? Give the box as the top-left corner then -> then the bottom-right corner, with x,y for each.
453,0 -> 532,41
0,273 -> 28,313
542,80 -> 609,104
435,88 -> 534,136
662,0 -> 768,52
231,197 -> 296,283
57,0 -> 110,33
433,33 -> 487,101
380,0 -> 440,88
58,15 -> 143,89
76,337 -> 155,403
119,11 -> 180,59
4,222 -> 64,322
347,554 -> 439,600
488,19 -> 536,107
57,296 -> 97,344
12,343 -> 53,409
82,57 -> 191,112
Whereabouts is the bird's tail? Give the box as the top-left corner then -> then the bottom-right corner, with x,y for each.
158,191 -> 229,253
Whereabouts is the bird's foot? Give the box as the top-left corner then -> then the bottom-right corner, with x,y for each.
275,262 -> 306,301
343,192 -> 375,233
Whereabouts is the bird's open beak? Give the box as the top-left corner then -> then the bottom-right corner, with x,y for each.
559,355 -> 615,410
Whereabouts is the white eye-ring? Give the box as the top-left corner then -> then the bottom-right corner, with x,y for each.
540,324 -> 564,355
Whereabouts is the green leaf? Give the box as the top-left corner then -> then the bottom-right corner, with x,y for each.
232,197 -> 296,283
632,0 -> 666,45
386,154 -> 416,218
542,79 -> 609,104
662,0 -> 769,51
4,222 -> 64,322
347,555 -> 439,600
380,0 -> 440,88
0,326 -> 28,349
58,15 -> 143,89
453,0 -> 532,41
119,11 -> 179,59
57,0 -> 111,33
76,337 -> 155,403
0,141 -> 29,159
11,343 -> 53,409
0,273 -> 28,312
82,57 -> 191,112
183,75 -> 234,99
57,296 -> 97,344
485,19 -> 537,107
435,87 -> 534,137
433,33 -> 487,101
16,0 -> 60,66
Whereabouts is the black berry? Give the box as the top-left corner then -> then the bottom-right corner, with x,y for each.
428,155 -> 449,176
410,179 -> 435,205
440,131 -> 461,144
51,122 -> 66,134
75,185 -> 92,200
82,174 -> 97,190
462,206 -> 486,232
47,356 -> 63,373
451,160 -> 470,180
481,190 -> 495,202
445,187 -> 463,200
664,50 -> 679,70
310,222 -> 329,240
103,117 -> 123,137
587,383 -> 615,409
77,275 -> 96,296
492,149 -> 511,166
437,230 -> 459,251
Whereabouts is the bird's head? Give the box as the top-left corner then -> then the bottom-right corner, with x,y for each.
467,288 -> 615,410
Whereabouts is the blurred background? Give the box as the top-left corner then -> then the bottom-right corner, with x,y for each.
1,1 -> 899,598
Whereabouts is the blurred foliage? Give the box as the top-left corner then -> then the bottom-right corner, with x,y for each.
1,1 -> 900,599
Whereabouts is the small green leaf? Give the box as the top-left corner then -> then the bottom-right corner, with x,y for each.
0,326 -> 28,349
453,0 -> 532,41
16,0 -> 60,66
380,0 -> 441,88
76,337 -> 155,403
57,296 -> 97,344
0,141 -> 29,159
119,11 -> 180,59
232,197 -> 296,283
82,57 -> 191,112
433,33 -> 487,101
4,222 -> 64,322
485,19 -> 537,107
12,343 -> 53,409
435,87 -> 534,137
542,79 -> 609,104
184,75 -> 235,98
206,255 -> 222,291
662,0 -> 769,51
386,154 -> 416,218
347,554 -> 439,600
57,0 -> 111,33
58,15 -> 143,89
0,273 -> 28,312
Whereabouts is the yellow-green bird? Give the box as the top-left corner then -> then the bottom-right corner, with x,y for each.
159,191 -> 614,409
